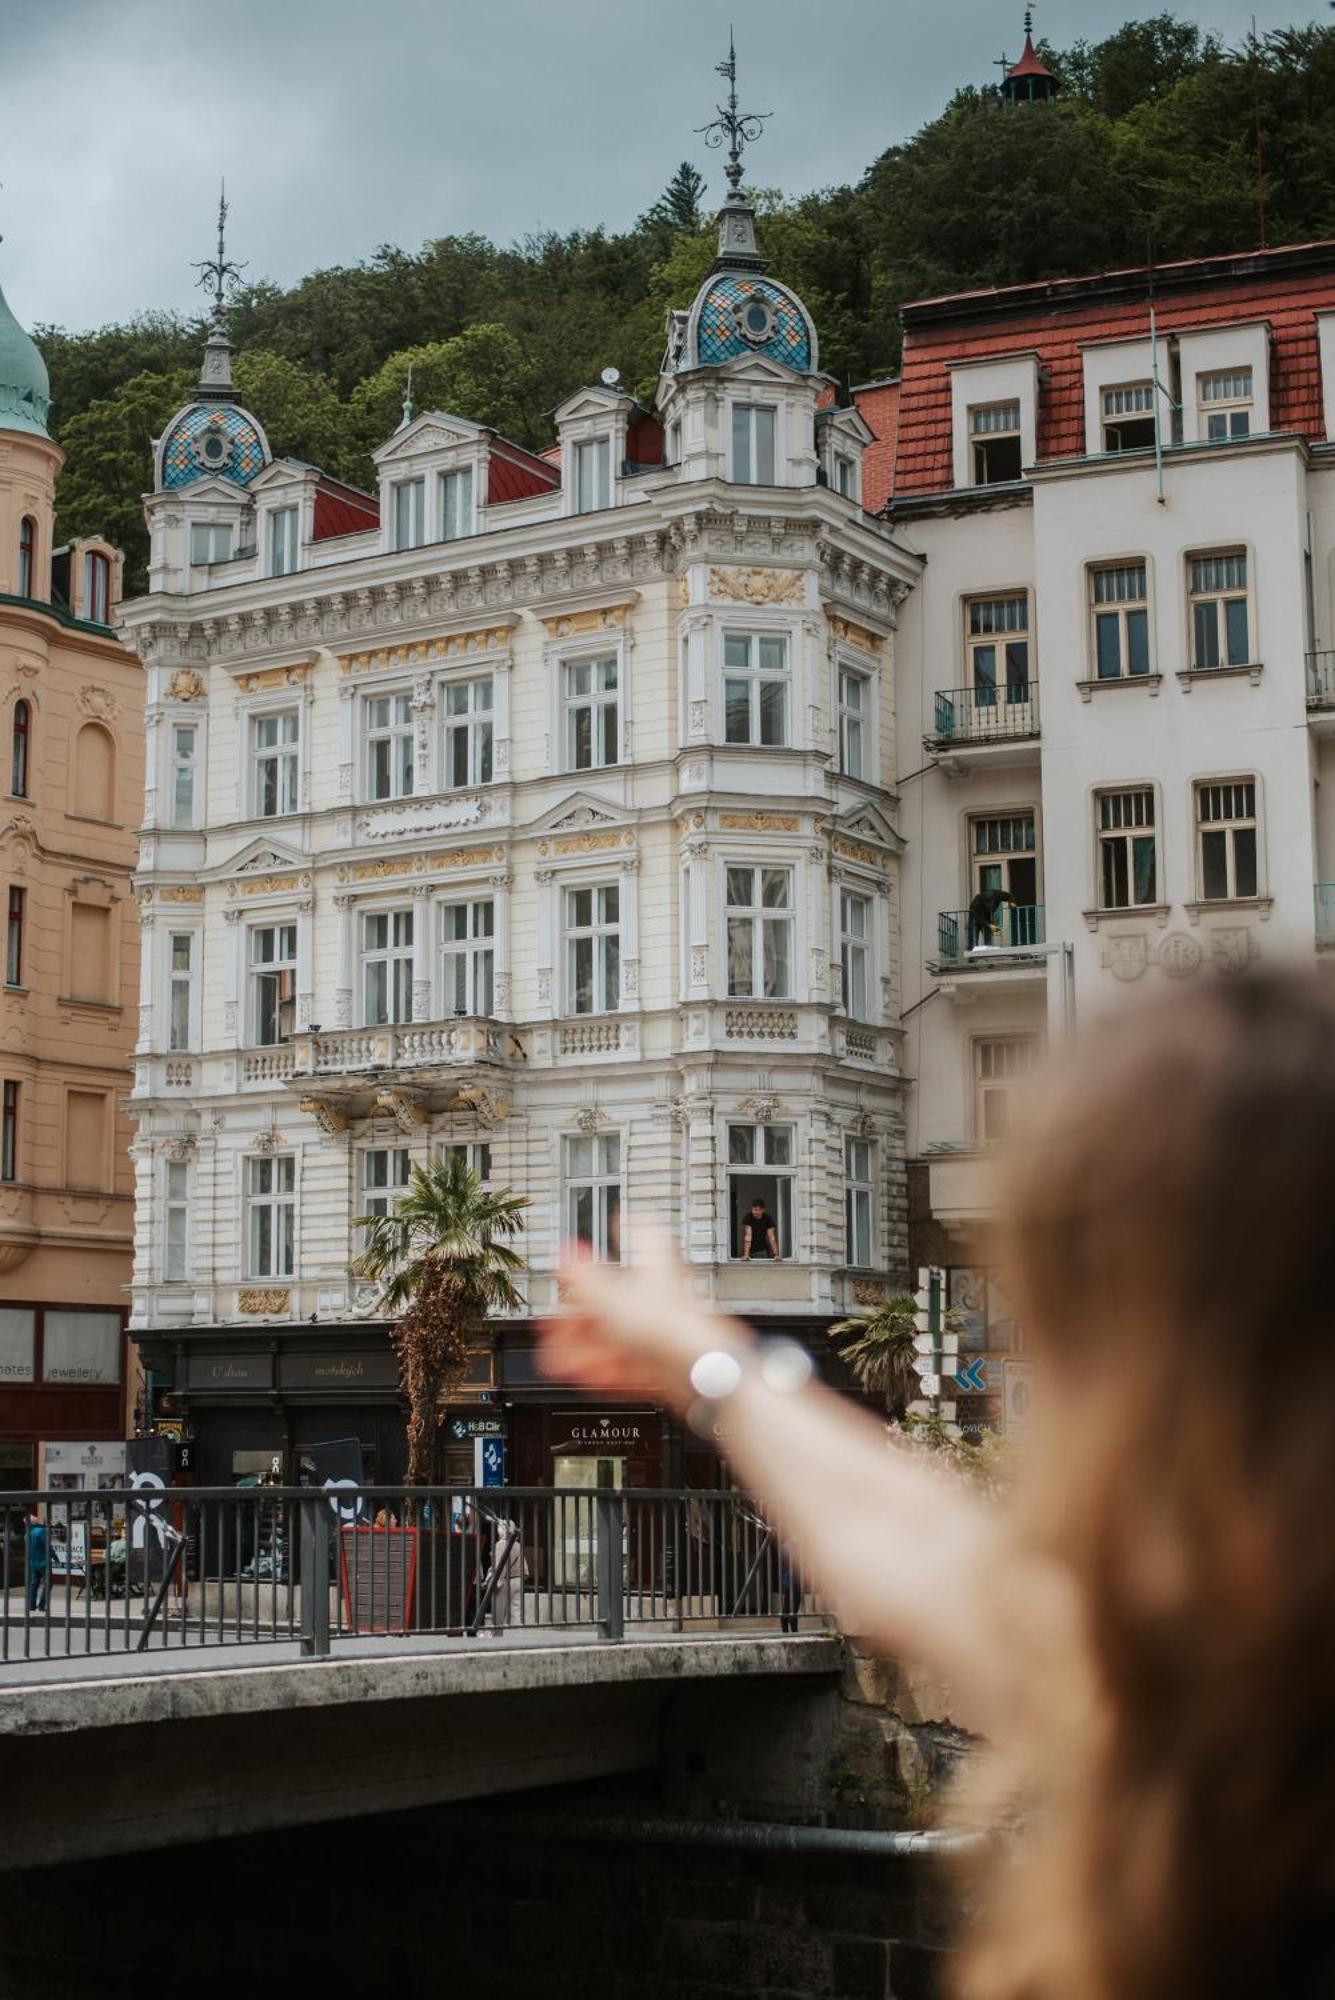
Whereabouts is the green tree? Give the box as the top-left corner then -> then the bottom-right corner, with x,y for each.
353,1155 -> 527,1487
346,324 -> 545,472
826,1295 -> 926,1422
641,161 -> 709,234
52,366 -> 194,592
232,350 -> 349,483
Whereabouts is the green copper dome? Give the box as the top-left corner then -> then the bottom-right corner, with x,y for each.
0,278 -> 51,439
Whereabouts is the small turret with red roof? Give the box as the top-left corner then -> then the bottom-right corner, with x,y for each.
1001,6 -> 1059,104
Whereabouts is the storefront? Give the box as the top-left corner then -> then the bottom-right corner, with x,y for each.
0,1303 -> 129,1492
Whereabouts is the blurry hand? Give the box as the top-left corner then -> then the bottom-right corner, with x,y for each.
539,1233 -> 752,1410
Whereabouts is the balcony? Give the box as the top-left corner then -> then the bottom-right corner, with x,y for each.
1307,652 -> 1335,722
928,904 -> 1047,982
295,1017 -> 522,1077
925,683 -> 1040,771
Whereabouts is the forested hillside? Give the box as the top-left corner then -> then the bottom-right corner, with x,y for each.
36,16 -> 1335,588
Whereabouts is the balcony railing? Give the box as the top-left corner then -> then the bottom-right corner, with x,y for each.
928,682 -> 1040,748
1317,885 -> 1335,946
1306,653 -> 1335,709
300,1017 -> 512,1076
934,903 -> 1045,969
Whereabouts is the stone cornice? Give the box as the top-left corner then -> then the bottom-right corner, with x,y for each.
119,500 -> 915,669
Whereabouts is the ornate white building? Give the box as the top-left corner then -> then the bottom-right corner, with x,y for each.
119,144 -> 920,1484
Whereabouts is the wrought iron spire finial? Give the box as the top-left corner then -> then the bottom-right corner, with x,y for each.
192,182 -> 247,325
697,28 -> 770,194
1023,3 -> 1035,36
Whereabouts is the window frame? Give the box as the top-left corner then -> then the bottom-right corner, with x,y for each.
83,551 -> 111,626
164,1159 -> 189,1283
440,674 -> 495,789
267,506 -> 299,579
249,922 -> 298,1047
167,931 -> 195,1052
731,403 -> 778,486
17,516 -> 35,599
364,690 -> 416,803
189,521 -> 233,566
170,721 -> 198,829
1094,787 -> 1158,912
727,1121 -> 795,1261
5,886 -> 23,988
1194,778 -> 1260,903
844,1135 -> 874,1269
1,1080 -> 16,1183
964,594 -> 1031,708
439,465 -> 475,542
564,1131 -> 622,1260
440,897 -> 496,1018
251,707 -> 300,820
563,882 -> 621,1017
1187,550 -> 1253,672
563,654 -> 620,772
439,1140 -> 492,1183
573,437 -> 611,515
969,401 -> 1022,486
1101,381 -> 1157,453
390,477 -> 426,553
725,864 -> 794,1001
361,907 -> 415,1027
837,665 -> 870,780
1198,367 -> 1253,442
839,888 -> 873,1022
246,1153 -> 296,1280
1089,562 -> 1152,681
723,630 -> 790,748
359,1145 -> 411,1243
974,1036 -> 1040,1146
10,699 -> 29,799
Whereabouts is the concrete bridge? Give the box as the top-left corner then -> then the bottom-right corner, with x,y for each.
0,1632 -> 844,1869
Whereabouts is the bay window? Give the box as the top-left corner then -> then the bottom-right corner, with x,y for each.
167,932 -> 194,1051
724,633 -> 788,746
726,866 -> 793,1000
731,404 -> 776,485
171,723 -> 198,828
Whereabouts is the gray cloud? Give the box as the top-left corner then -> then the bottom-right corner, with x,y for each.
0,0 -> 1323,331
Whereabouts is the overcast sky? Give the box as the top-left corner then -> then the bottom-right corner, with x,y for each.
0,0 -> 1326,333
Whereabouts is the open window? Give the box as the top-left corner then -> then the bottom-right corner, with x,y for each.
1102,383 -> 1156,452
970,402 -> 1021,485
728,1122 -> 793,1260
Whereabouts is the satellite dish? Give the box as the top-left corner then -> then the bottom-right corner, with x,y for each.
600,366 -> 622,387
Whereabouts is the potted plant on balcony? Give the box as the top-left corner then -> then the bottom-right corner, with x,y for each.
351,1154 -> 527,1628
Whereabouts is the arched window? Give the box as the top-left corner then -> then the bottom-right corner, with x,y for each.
84,550 -> 110,625
10,701 -> 30,798
17,517 -> 35,599
73,721 -> 115,822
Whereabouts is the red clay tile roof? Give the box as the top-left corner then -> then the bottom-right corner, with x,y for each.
1007,32 -> 1054,81
851,380 -> 900,515
313,479 -> 379,541
891,242 -> 1335,498
487,440 -> 562,504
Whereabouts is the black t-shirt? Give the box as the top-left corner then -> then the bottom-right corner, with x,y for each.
744,1210 -> 778,1254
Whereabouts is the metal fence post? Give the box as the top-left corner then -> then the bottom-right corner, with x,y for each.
299,1497 -> 331,1658
596,1488 -> 625,1642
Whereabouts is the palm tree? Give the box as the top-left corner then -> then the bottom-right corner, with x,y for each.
353,1154 -> 527,1487
827,1294 -> 930,1422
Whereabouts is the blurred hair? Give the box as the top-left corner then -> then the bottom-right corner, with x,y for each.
957,971 -> 1335,2000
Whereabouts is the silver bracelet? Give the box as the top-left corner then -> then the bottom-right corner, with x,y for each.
685,1338 -> 814,1439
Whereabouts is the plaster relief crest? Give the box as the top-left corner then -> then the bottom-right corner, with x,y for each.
708,566 -> 805,607
166,669 -> 206,702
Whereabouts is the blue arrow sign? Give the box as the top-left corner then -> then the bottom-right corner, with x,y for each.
953,1356 -> 988,1394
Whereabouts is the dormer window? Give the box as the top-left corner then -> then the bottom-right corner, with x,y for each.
834,454 -> 856,499
1199,368 -> 1252,441
970,402 -> 1021,485
732,404 -> 776,485
574,439 -> 611,514
83,551 -> 110,625
390,478 -> 425,551
440,467 -> 473,541
1102,384 -> 1156,453
268,507 -> 299,578
190,523 -> 233,566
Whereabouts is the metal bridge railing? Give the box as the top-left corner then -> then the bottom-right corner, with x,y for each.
1,1486 -> 822,1665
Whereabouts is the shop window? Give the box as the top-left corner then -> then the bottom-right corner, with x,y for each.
1102,382 -> 1156,452
443,677 -> 494,788
726,865 -> 793,999
844,1136 -> 873,1268
362,909 -> 414,1026
728,1122 -> 793,1259
250,923 -> 297,1045
565,1132 -> 621,1259
1097,788 -> 1157,909
365,693 -> 415,801
5,887 -> 23,987
970,401 -> 1021,485
1199,368 -> 1252,441
73,721 -> 115,821
42,1310 -> 121,1385
1090,563 -> 1151,679
565,883 -> 619,1015
441,899 -> 495,1016
724,633 -> 788,747
0,1307 -> 35,1382
1195,779 -> 1259,901
10,700 -> 29,798
247,1154 -> 295,1278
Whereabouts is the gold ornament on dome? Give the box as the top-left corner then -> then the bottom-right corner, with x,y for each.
708,566 -> 805,607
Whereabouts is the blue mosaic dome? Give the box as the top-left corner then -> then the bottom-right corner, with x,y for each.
158,401 -> 268,490
687,273 -> 816,375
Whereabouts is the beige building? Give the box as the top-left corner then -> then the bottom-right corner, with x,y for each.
0,271 -> 142,1489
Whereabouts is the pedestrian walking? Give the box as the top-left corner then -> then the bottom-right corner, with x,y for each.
543,971 -> 1335,1999
25,1506 -> 48,1613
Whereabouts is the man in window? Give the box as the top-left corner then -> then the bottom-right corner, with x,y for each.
968,884 -> 1015,949
741,1197 -> 782,1263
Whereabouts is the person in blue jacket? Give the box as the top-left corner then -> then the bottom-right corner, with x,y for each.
25,1506 -> 48,1612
